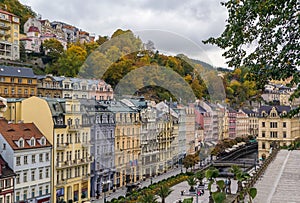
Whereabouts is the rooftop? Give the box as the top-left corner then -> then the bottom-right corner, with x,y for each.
0,66 -> 36,78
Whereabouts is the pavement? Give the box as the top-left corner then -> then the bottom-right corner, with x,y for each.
254,150 -> 300,203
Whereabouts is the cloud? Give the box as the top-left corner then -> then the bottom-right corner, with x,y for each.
19,0 -> 228,67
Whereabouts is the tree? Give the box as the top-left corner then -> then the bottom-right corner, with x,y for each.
42,39 -> 64,64
186,177 -> 197,192
182,154 -> 199,171
203,0 -> 299,89
230,165 -> 257,202
140,193 -> 158,203
195,171 -> 205,185
47,44 -> 87,77
157,185 -> 172,203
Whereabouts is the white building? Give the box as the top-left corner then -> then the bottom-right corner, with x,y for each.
0,119 -> 52,203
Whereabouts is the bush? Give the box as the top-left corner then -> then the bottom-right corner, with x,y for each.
186,171 -> 194,176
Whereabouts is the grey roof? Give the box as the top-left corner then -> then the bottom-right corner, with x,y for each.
258,105 -> 291,115
195,105 -> 206,113
0,66 -> 36,78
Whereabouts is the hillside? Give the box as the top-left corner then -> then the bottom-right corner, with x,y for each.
0,0 -> 36,33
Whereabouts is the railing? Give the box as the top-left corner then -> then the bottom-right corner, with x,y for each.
68,124 -> 82,131
229,147 -> 280,203
56,143 -> 69,151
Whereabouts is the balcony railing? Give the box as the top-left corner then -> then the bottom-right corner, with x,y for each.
0,25 -> 10,30
68,124 -> 82,131
56,143 -> 69,151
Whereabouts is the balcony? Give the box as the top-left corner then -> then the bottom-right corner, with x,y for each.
82,174 -> 90,181
56,179 -> 67,187
68,124 -> 82,131
56,160 -> 71,169
81,141 -> 92,148
0,25 -> 10,30
56,143 -> 69,151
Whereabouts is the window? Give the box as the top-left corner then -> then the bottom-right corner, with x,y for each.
16,157 -> 21,166
270,131 -> 278,138
11,87 -> 15,94
5,195 -> 9,203
31,170 -> 35,181
0,180 -> 3,188
46,168 -> 49,178
30,89 -> 34,95
19,139 -> 24,148
23,190 -> 27,200
39,154 -> 43,162
46,153 -> 49,161
283,122 -> 286,128
24,89 -> 28,95
262,122 -> 265,127
24,156 -> 28,164
5,179 -> 11,187
27,79 -> 32,84
16,192 -> 20,202
32,155 -> 36,163
18,78 -> 22,83
31,188 -> 35,198
262,142 -> 266,149
23,171 -> 27,182
283,131 -> 287,138
39,169 -> 43,179
270,122 -> 278,128
45,185 -> 49,194
11,77 -> 15,83
4,88 -> 8,94
2,143 -> 5,150
262,131 -> 266,138
39,186 -> 43,196
30,138 -> 35,146
16,174 -> 20,184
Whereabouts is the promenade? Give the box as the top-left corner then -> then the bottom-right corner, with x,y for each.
254,150 -> 300,203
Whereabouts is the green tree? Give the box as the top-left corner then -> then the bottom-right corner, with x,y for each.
186,177 -> 197,192
42,39 -> 64,64
195,171 -> 205,185
203,0 -> 299,89
182,154 -> 199,171
139,193 -> 158,203
47,44 -> 87,77
157,185 -> 172,203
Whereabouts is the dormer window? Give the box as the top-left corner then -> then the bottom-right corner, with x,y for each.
30,137 -> 35,146
19,138 -> 24,148
40,137 -> 46,146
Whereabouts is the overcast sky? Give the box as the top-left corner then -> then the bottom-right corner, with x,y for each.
19,0 -> 229,68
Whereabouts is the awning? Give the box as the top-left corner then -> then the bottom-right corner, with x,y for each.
36,195 -> 51,200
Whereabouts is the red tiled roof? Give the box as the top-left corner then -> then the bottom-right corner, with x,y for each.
0,9 -> 16,17
20,38 -> 33,41
0,118 -> 51,150
28,26 -> 40,33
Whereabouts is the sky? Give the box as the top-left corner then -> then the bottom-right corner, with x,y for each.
19,0 -> 229,68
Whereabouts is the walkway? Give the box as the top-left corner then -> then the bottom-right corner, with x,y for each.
254,150 -> 300,203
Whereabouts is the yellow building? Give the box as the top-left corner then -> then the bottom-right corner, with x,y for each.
3,96 -> 92,203
109,101 -> 141,188
0,9 -> 20,60
0,66 -> 37,98
257,106 -> 300,159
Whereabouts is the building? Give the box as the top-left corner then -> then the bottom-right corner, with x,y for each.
89,100 -> 116,198
0,9 -> 20,60
4,97 -> 92,203
236,110 -> 249,137
36,75 -> 63,98
156,101 -> 179,174
241,109 -> 259,137
109,101 -> 141,188
20,26 -> 41,53
0,155 -> 15,203
228,107 -> 237,139
0,118 -> 52,203
257,106 -> 300,159
0,66 -> 37,98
